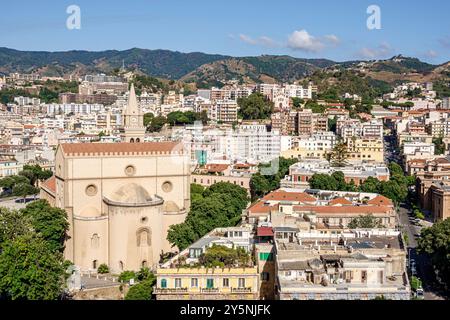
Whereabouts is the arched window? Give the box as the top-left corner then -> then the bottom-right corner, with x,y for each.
119,261 -> 124,271
93,260 -> 98,269
136,138 -> 140,143
91,234 -> 99,249
142,260 -> 148,268
136,228 -> 151,247
130,138 -> 135,143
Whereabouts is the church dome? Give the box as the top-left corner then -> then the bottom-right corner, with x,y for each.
104,183 -> 164,207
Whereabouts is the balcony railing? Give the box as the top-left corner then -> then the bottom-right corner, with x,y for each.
154,287 -> 188,294
200,288 -> 220,293
231,287 -> 252,293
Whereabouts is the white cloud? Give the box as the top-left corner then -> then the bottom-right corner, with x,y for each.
357,42 -> 393,59
237,34 -> 278,47
239,34 -> 258,45
259,36 -> 277,47
233,30 -> 340,52
324,34 -> 340,45
287,29 -> 325,53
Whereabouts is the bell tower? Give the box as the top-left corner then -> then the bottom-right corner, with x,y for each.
123,83 -> 145,143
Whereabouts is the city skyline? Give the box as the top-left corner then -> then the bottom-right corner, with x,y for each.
0,0 -> 449,64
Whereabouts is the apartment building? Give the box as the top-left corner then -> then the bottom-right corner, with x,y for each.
78,80 -> 128,95
274,230 -> 410,300
281,132 -> 336,160
59,92 -> 117,105
44,103 -> 105,115
245,188 -> 397,229
13,96 -> 41,106
271,111 -> 298,135
347,138 -> 384,163
0,157 -> 23,177
414,156 -> 450,221
208,100 -> 238,123
281,160 -> 390,188
154,227 -> 259,300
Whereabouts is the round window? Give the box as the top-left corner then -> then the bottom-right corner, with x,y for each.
85,184 -> 97,196
162,181 -> 173,192
125,165 -> 136,176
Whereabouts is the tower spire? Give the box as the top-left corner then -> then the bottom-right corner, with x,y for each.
127,82 -> 139,114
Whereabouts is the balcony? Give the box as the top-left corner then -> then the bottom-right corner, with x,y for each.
154,287 -> 188,294
231,287 -> 252,293
200,288 -> 220,293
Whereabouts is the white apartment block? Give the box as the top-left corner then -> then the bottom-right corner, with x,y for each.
14,96 -> 41,106
403,142 -> 435,156
45,103 -> 105,115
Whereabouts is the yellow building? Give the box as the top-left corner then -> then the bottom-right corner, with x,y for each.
155,267 -> 259,300
348,138 -> 384,163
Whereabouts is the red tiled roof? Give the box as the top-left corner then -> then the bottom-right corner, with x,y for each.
41,176 -> 56,194
248,202 -> 278,215
257,227 -> 274,237
206,164 -> 229,173
262,190 -> 316,202
60,142 -> 183,156
328,197 -> 353,206
367,195 -> 392,206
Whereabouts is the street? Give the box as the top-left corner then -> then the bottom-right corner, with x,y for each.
384,133 -> 447,300
398,204 -> 446,300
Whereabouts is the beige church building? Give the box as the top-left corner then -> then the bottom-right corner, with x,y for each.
41,84 -> 190,273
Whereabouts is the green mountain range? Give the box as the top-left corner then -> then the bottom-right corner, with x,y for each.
0,48 -> 448,97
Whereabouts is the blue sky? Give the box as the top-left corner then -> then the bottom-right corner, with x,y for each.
1,0 -> 449,63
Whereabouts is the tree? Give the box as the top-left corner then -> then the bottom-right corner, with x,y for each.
147,115 -> 167,132
21,200 -> 69,253
125,278 -> 155,300
309,174 -> 338,190
360,176 -> 381,193
12,182 -> 39,200
167,223 -> 198,252
97,264 -> 109,274
249,157 -> 297,201
118,270 -> 136,283
328,116 -> 337,132
250,173 -> 271,200
432,137 -> 446,155
136,267 -> 153,282
417,218 -> 450,288
291,97 -> 304,109
198,245 -> 250,268
0,175 -> 29,191
348,215 -> 383,229
0,207 -> 32,245
167,182 -> 249,251
190,183 -> 205,196
304,100 -> 326,113
238,93 -> 274,120
329,142 -> 349,167
143,113 -> 154,127
0,234 -> 66,300
22,164 -> 53,185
